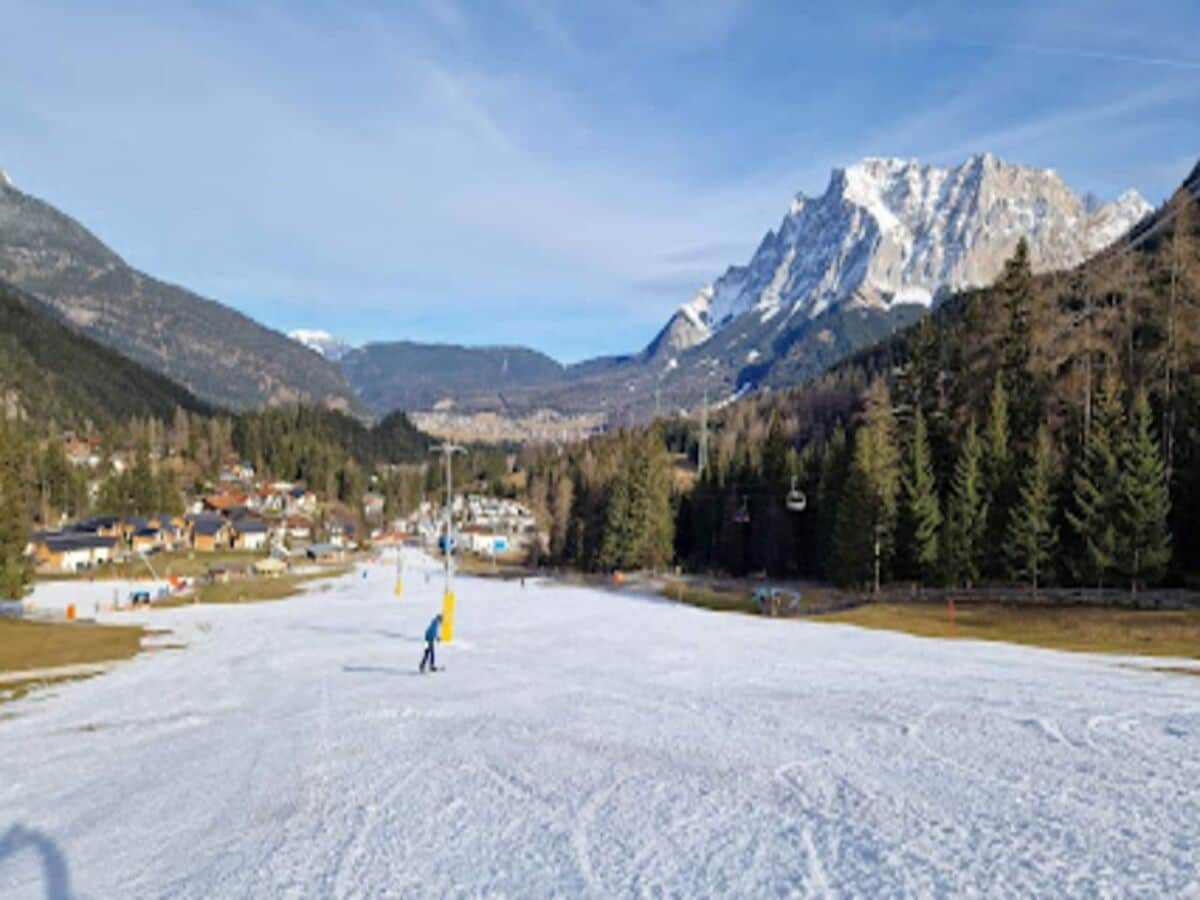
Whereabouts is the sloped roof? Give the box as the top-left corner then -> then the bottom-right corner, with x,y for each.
204,493 -> 248,511
44,534 -> 117,551
70,516 -> 121,532
192,518 -> 227,536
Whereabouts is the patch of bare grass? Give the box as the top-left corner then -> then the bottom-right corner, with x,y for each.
0,618 -> 144,673
817,603 -> 1200,660
185,565 -> 353,605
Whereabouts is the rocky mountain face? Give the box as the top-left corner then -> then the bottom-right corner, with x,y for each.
2,152 -> 1151,429
0,174 -> 360,411
308,154 -> 1151,426
477,153 -> 1152,421
665,153 -> 1151,352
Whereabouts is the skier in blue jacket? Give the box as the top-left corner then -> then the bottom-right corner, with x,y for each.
419,613 -> 442,673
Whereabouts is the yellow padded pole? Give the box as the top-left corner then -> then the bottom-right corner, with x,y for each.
442,591 -> 456,643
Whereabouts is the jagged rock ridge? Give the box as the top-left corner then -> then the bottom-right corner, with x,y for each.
663,153 -> 1150,353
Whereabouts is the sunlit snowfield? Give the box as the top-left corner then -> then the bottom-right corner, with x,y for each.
1,554 -> 1197,898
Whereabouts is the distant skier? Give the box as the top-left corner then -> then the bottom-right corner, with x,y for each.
419,613 -> 443,673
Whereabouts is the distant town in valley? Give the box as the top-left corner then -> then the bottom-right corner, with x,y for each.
24,428 -> 541,604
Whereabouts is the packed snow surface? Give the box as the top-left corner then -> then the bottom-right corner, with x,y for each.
2,556 -> 1198,897
22,579 -> 175,617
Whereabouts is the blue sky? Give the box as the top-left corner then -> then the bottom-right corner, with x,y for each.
2,1 -> 1198,361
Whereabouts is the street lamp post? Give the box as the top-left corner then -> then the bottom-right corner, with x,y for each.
431,442 -> 466,641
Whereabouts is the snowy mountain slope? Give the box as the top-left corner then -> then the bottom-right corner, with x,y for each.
288,329 -> 354,362
675,153 -> 1152,350
2,556 -> 1197,896
479,152 -> 1150,422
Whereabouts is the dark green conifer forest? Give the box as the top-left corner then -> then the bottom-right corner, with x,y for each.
518,169 -> 1200,594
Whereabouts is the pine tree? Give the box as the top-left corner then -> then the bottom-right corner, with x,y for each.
983,375 -> 1014,578
589,431 -> 675,572
1006,424 -> 1058,596
549,474 -> 575,559
999,237 -> 1036,437
597,440 -> 636,572
761,414 -> 793,575
944,417 -> 987,588
157,466 -> 184,515
832,462 -> 876,588
625,435 -> 654,568
0,431 -> 31,600
1115,391 -> 1172,594
38,439 -> 73,525
909,317 -> 941,420
815,426 -> 849,580
171,406 -> 191,459
128,446 -> 155,515
902,410 -> 942,586
902,316 -> 951,477
834,380 -> 900,591
639,431 -> 675,570
1064,377 -> 1120,590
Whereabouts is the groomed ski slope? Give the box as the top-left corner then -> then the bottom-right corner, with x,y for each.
1,555 -> 1197,898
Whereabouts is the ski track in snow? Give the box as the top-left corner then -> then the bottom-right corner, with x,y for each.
0,554 -> 1197,898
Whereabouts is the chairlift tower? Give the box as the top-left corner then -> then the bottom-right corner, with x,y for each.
697,392 -> 709,477
430,441 -> 466,641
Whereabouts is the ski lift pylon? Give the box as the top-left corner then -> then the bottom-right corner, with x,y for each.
786,476 -> 807,513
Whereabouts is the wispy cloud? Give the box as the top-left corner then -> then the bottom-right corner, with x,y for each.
937,80 -> 1198,165
1,0 -> 1195,359
950,38 -> 1200,71
660,242 -> 747,265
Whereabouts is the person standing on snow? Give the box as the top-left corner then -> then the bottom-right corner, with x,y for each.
419,613 -> 443,673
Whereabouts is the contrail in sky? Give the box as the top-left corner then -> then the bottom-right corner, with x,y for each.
954,38 -> 1200,70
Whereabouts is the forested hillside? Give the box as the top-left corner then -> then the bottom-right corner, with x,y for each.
0,179 -> 360,411
0,401 -> 437,561
231,406 -> 432,495
0,281 -> 212,427
519,161 -> 1200,592
340,341 -> 569,412
683,166 -> 1199,590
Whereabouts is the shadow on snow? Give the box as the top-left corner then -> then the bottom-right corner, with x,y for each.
0,824 -> 74,900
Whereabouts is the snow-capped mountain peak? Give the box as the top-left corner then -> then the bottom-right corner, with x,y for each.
0,169 -> 13,189
288,329 -> 354,362
680,285 -> 713,331
673,154 -> 1152,351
